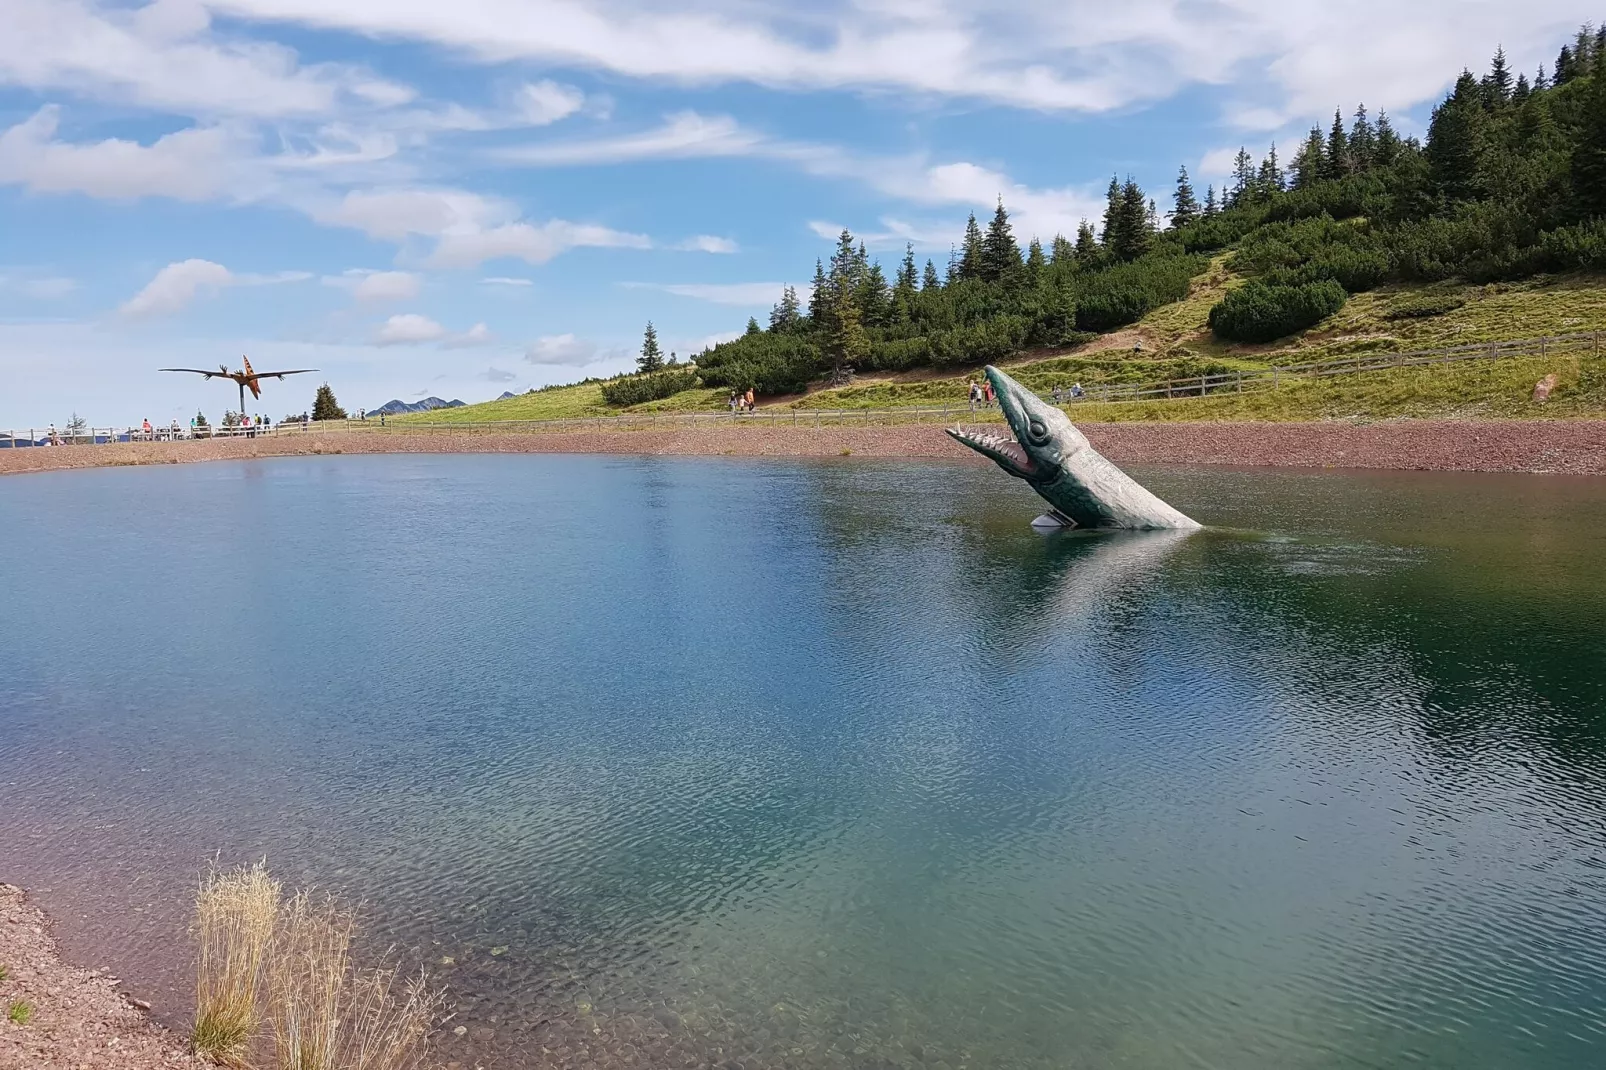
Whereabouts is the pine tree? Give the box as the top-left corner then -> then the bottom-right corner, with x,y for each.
892,244 -> 918,315
745,317 -> 761,335
770,285 -> 802,332
1112,179 -> 1151,261
1556,45 -> 1576,85
1255,143 -> 1284,199
311,383 -> 346,421
637,321 -> 664,372
1074,220 -> 1099,264
822,273 -> 868,383
1325,109 -> 1350,179
1374,112 -> 1401,167
922,259 -> 942,290
1484,46 -> 1512,107
958,213 -> 985,279
1573,42 -> 1606,218
830,230 -> 861,289
981,198 -> 1023,283
807,259 -> 828,324
1292,126 -> 1325,188
857,261 -> 891,326
1535,64 -> 1550,92
1203,185 -> 1218,216
1513,72 -> 1532,104
1170,165 -> 1200,227
1049,233 -> 1075,263
194,409 -> 209,430
1024,237 -> 1046,279
1427,71 -> 1488,202
1349,106 -> 1376,170
1100,176 -> 1123,247
1229,148 -> 1255,205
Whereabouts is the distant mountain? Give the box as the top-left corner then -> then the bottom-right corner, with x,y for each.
368,397 -> 467,416
497,391 -> 518,400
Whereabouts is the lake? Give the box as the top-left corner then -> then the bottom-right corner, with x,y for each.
2,454 -> 1605,1069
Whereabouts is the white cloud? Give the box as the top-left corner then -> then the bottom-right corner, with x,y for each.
443,322 -> 494,348
0,106 -> 247,201
514,79 -> 585,125
497,111 -> 762,166
480,366 -> 518,382
481,276 -> 532,286
374,312 -> 446,345
624,281 -> 799,306
429,220 -> 651,268
121,258 -> 234,317
313,188 -> 514,241
525,332 -> 604,366
678,235 -> 738,254
16,276 -> 78,299
323,268 -> 422,302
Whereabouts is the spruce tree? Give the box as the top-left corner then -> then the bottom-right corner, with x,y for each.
745,317 -> 761,335
1556,45 -> 1575,85
1572,43 -> 1606,218
1229,148 -> 1255,205
1050,233 -> 1075,263
857,261 -> 891,326
1325,109 -> 1350,179
981,198 -> 1023,283
637,321 -> 664,372
958,213 -> 985,279
1349,106 -> 1376,170
1113,179 -> 1151,261
1100,176 -> 1123,248
1513,72 -> 1532,104
1074,220 -> 1099,264
1427,71 -> 1488,202
922,259 -> 942,290
896,243 -> 918,290
1024,237 -> 1046,279
1535,64 -> 1550,92
1374,112 -> 1401,167
311,383 -> 346,421
1485,46 -> 1512,107
770,285 -> 802,332
1292,126 -> 1325,188
1171,165 -> 1200,227
823,274 -> 868,383
1203,185 -> 1218,216
1255,143 -> 1284,199
807,260 -> 828,324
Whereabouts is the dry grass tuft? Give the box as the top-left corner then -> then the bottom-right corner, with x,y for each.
192,863 -> 281,1065
190,867 -> 443,1070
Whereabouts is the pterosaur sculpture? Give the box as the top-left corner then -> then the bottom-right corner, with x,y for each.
160,356 -> 318,415
948,365 -> 1201,531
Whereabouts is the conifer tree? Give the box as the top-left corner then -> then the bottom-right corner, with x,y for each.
1484,46 -> 1512,107
896,243 -> 918,291
1024,237 -> 1046,279
1572,42 -> 1606,218
1229,148 -> 1255,205
1112,179 -> 1151,261
981,199 -> 1023,283
1074,220 -> 1099,264
311,383 -> 346,421
807,260 -> 828,324
1325,109 -> 1350,179
958,213 -> 985,279
1513,72 -> 1532,104
1050,233 -> 1075,263
1292,127 -> 1325,188
1535,64 -> 1550,91
857,261 -> 892,326
770,285 -> 802,332
637,321 -> 664,372
1203,185 -> 1218,216
1349,106 -> 1376,169
1170,165 -> 1200,227
1100,176 -> 1122,246
822,272 -> 868,383
1556,45 -> 1576,85
745,316 -> 761,335
922,259 -> 942,290
1255,143 -> 1284,198
1374,112 -> 1401,167
1427,71 -> 1488,202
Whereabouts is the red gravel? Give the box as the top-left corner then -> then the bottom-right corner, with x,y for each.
1,420 -> 1603,477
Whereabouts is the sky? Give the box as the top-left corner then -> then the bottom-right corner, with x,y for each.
0,0 -> 1598,427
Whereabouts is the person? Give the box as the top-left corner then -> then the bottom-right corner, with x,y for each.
142,417 -> 152,440
1071,381 -> 1084,399
47,423 -> 58,446
967,381 -> 979,413
729,390 -> 739,413
983,380 -> 994,408
359,409 -> 366,422
379,412 -> 385,427
1052,385 -> 1063,404
745,387 -> 756,412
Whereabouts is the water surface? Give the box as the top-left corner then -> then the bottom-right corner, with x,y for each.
2,455 -> 1605,1069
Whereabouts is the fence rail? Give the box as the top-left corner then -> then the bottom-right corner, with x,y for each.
9,330 -> 1601,445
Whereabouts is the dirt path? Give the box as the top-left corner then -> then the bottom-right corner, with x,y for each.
0,884 -> 201,1070
2,420 -> 1604,477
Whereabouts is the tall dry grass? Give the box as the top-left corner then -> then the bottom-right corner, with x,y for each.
190,866 -> 443,1070
192,863 -> 281,1066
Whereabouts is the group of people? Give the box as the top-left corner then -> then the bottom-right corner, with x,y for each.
728,388 -> 757,413
966,379 -> 995,412
1052,383 -> 1086,403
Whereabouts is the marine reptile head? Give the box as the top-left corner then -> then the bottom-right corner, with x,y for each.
946,365 -> 1089,484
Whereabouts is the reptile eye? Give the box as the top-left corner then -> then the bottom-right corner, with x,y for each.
1027,418 -> 1049,443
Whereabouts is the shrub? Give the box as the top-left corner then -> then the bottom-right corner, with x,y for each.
599,368 -> 700,407
1208,279 -> 1348,343
1383,294 -> 1468,319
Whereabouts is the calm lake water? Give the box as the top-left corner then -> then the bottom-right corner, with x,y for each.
3,454 -> 1606,1069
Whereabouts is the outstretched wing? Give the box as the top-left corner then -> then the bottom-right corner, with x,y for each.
242,369 -> 318,381
159,368 -> 225,379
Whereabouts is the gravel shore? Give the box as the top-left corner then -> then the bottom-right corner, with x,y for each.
0,884 -> 201,1070
2,420 -> 1605,477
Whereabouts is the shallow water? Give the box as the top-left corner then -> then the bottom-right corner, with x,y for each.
3,455 -> 1605,1069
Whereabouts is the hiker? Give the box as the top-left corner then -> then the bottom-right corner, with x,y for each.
983,380 -> 994,408
142,417 -> 152,440
1052,385 -> 1063,403
729,390 -> 739,413
1071,382 -> 1084,399
745,387 -> 756,412
968,380 -> 981,412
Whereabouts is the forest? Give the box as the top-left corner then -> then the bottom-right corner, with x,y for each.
636,25 -> 1606,398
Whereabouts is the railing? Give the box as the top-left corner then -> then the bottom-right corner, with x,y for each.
9,330 -> 1599,444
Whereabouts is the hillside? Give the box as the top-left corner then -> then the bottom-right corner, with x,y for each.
416,23 -> 1606,427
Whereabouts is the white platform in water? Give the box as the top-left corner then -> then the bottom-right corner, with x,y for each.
1031,512 -> 1073,531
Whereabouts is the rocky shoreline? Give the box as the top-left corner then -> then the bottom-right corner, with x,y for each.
0,883 -> 201,1070
2,420 -> 1605,477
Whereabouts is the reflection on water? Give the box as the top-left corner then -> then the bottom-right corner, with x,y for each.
2,456 -> 1605,1068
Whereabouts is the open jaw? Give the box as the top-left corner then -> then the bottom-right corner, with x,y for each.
946,426 -> 1036,478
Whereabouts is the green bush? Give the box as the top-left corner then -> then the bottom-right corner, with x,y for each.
600,368 -> 700,406
1208,279 -> 1348,343
1383,294 -> 1468,319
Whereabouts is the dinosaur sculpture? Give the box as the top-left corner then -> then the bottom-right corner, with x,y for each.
947,365 -> 1201,531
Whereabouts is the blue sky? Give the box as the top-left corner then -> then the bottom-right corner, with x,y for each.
0,0 -> 1596,426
